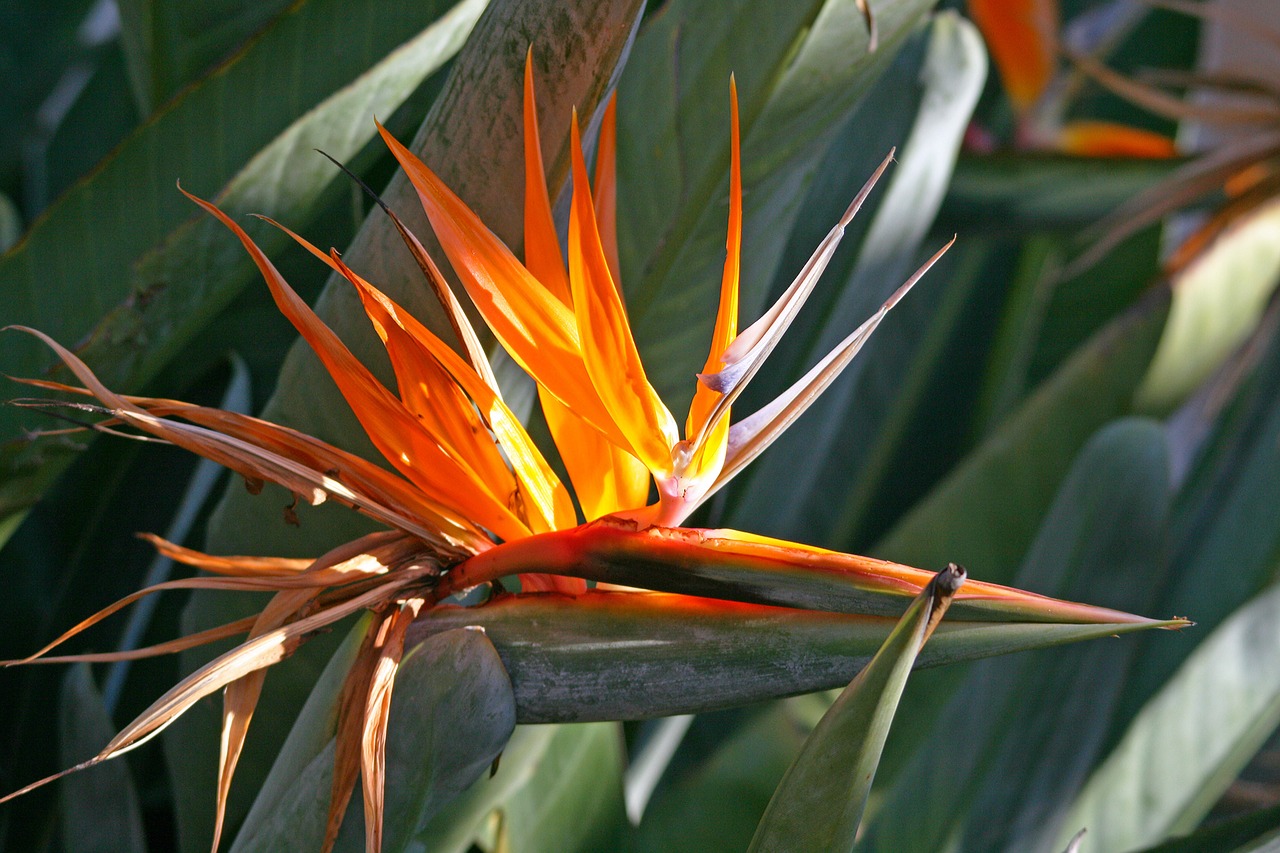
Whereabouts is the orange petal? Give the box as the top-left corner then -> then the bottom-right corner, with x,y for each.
593,92 -> 623,290
323,612 -> 383,853
336,259 -> 576,535
1058,120 -> 1178,159
523,51 -> 572,305
684,78 -> 743,482
325,251 -> 521,516
541,388 -> 649,523
568,116 -> 679,477
184,189 -> 529,543
377,124 -> 633,454
132,397 -> 485,553
22,373 -> 488,552
969,0 -> 1058,112
28,617 -> 257,664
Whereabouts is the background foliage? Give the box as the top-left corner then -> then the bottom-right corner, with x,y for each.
2,0 -> 1279,850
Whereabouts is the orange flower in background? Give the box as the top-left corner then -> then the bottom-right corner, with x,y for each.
968,0 -> 1280,275
968,0 -> 1177,157
1,52 -> 1170,853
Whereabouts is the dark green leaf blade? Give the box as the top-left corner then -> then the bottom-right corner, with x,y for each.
748,567 -> 963,852
874,291 -> 1169,583
860,419 -> 1175,852
412,722 -> 627,853
1059,578 -> 1280,852
58,665 -> 146,853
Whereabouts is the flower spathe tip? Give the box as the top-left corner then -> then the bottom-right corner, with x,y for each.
438,517 -> 1181,628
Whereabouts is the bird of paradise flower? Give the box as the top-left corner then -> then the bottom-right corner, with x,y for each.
969,0 -> 1280,274
1,54 -> 1174,852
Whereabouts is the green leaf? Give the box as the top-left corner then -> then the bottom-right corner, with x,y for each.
116,0 -> 296,114
412,590 -> 1181,723
859,419 -> 1174,852
749,568 -> 963,852
1117,311 -> 1280,717
0,193 -> 19,252
728,11 -> 986,543
874,291 -> 1169,583
635,698 -> 832,853
938,154 -> 1183,234
620,0 -> 941,412
42,44 -> 142,202
0,0 -> 478,522
1135,199 -> 1280,413
1059,577 -> 1280,852
58,665 -> 146,853
412,722 -> 627,853
1134,802 -> 1280,853
231,627 -> 517,852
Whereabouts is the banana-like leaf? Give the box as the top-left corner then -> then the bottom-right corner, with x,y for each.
748,566 -> 963,853
231,627 -> 516,852
0,0 -> 481,527
1134,802 -> 1280,853
411,722 -> 627,853
859,419 -> 1176,852
875,289 -> 1169,581
1059,578 -> 1280,853
411,587 -> 1180,724
1117,309 -> 1280,718
729,11 -> 985,542
116,0 -> 294,114
938,154 -> 1184,233
1135,198 -> 1280,413
58,665 -> 146,853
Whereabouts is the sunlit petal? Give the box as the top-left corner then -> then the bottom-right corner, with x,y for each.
523,51 -> 572,305
377,123 -> 632,451
593,92 -> 623,289
183,190 -> 531,542
684,77 -> 743,484
568,115 -> 679,477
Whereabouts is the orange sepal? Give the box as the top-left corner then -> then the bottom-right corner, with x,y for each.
567,116 -> 679,478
